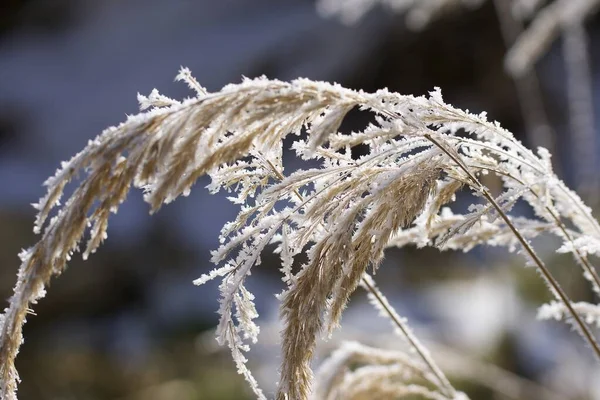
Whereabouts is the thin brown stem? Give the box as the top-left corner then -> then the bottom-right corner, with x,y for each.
446,136 -> 600,236
361,276 -> 456,399
424,132 -> 600,361
466,164 -> 600,295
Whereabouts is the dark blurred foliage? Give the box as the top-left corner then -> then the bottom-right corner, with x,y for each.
1,0 -> 75,35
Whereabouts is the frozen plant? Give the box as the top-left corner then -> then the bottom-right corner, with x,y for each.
1,68 -> 600,400
318,0 -> 600,201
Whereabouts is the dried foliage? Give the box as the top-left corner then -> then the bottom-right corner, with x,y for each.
2,68 -> 600,400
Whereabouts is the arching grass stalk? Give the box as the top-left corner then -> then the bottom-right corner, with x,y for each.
424,132 -> 600,360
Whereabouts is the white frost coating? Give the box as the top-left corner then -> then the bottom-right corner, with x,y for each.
175,66 -> 208,96
557,235 -> 600,257
193,264 -> 236,286
4,68 -> 600,400
538,301 -> 600,328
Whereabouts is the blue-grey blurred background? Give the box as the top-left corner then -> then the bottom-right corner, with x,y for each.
1,1 -> 600,399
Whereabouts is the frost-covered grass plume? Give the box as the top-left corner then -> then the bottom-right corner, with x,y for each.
1,68 -> 600,399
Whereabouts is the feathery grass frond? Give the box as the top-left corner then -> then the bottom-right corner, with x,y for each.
2,69 -> 600,399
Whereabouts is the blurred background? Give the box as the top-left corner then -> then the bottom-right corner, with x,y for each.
1,0 -> 600,399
